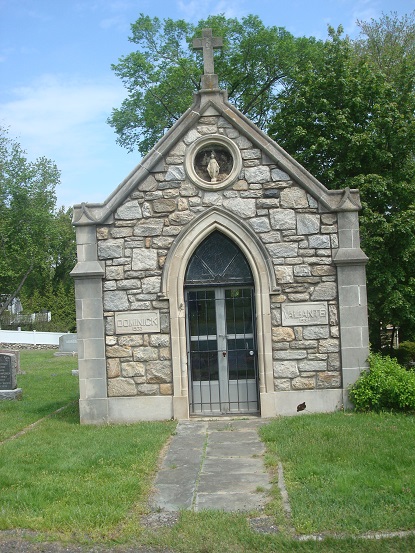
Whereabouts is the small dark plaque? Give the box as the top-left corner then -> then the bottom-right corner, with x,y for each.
0,354 -> 14,390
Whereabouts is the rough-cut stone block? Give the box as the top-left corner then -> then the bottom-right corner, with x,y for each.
316,373 -> 341,388
271,168 -> 290,181
267,243 -> 298,258
270,209 -> 296,230
133,347 -> 158,362
141,276 -> 161,294
297,214 -> 320,235
275,266 -> 294,283
242,148 -> 261,159
274,379 -> 291,391
309,235 -> 331,249
146,361 -> 172,383
294,265 -> 311,277
311,282 -> 337,301
244,166 -> 270,184
160,383 -> 173,395
118,335 -> 144,347
107,358 -> 120,378
298,360 -> 327,372
319,339 -> 340,353
280,187 -> 308,208
122,362 -> 145,377
273,361 -> 299,378
292,376 -> 315,390
303,326 -> 330,340
108,378 -> 137,396
153,199 -> 177,213
311,266 -> 336,277
104,290 -> 129,311
272,327 -> 295,342
106,345 -> 131,358
249,217 -> 271,233
106,266 -> 124,280
169,211 -> 195,225
134,221 -> 164,236
149,334 -> 171,347
116,201 -> 142,220
139,175 -> 158,192
136,383 -> 159,396
273,350 -> 307,360
223,198 -> 256,218
132,249 -> 158,271
165,166 -> 185,181
98,240 -> 123,259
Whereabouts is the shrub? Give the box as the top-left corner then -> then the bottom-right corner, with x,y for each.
394,341 -> 415,368
349,353 -> 415,412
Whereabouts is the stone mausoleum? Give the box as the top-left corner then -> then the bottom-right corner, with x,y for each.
71,30 -> 369,424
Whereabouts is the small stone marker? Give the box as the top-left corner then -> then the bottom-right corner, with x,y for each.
0,352 -> 22,400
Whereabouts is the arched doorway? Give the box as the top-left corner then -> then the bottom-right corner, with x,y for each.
184,231 -> 259,415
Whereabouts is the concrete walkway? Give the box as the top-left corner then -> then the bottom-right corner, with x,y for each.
150,418 -> 271,513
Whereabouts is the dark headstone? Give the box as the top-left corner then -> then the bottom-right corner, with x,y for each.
0,353 -> 16,390
0,349 -> 21,373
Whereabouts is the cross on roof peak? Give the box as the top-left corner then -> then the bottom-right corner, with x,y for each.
193,28 -> 223,90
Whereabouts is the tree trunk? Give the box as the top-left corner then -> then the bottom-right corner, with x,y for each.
0,263 -> 34,318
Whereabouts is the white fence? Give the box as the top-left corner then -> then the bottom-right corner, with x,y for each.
0,329 -> 67,346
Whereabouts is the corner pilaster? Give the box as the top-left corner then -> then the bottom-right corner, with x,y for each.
70,225 -> 108,424
334,211 -> 369,408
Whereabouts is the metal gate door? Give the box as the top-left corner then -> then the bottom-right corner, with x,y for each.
186,287 -> 259,415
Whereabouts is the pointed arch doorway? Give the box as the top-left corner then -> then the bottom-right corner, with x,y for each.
184,231 -> 259,415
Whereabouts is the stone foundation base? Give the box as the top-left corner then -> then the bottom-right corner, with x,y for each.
0,388 -> 22,401
266,389 -> 344,417
79,395 -> 174,424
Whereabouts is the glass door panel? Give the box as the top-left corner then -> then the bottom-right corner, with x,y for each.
186,287 -> 259,415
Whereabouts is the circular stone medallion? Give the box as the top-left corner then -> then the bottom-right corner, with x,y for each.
185,135 -> 242,190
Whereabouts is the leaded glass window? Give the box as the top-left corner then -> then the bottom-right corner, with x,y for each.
185,231 -> 253,286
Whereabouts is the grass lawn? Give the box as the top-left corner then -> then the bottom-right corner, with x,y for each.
0,349 -> 415,552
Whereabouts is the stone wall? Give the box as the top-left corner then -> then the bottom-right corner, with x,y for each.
97,114 -> 341,398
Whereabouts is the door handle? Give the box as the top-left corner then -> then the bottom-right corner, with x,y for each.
222,351 -> 227,357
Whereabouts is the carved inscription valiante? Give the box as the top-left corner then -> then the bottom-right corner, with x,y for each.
282,302 -> 328,326
115,311 -> 160,334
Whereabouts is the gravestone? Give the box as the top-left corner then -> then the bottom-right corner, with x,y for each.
0,352 -> 22,400
0,349 -> 21,374
58,333 -> 78,354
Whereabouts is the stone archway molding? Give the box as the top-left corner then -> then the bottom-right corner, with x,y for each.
161,207 -> 276,419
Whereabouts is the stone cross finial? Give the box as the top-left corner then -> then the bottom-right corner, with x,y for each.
193,28 -> 223,89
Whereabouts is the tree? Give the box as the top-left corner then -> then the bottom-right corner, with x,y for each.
0,126 -> 60,317
356,11 -> 415,80
108,14 -> 322,155
268,25 -> 415,350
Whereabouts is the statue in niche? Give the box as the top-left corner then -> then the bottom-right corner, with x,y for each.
207,151 -> 220,182
194,146 -> 233,183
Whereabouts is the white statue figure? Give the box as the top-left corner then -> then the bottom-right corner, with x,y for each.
207,151 -> 220,182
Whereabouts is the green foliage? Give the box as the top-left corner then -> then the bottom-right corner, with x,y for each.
0,126 -> 60,316
108,13 -> 321,155
394,341 -> 415,368
268,21 -> 415,350
349,353 -> 415,412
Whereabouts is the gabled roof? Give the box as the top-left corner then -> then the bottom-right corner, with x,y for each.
72,88 -> 361,226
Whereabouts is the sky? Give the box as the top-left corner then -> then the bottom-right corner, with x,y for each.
1,0 -> 414,210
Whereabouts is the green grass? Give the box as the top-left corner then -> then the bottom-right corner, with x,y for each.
260,412 -> 415,535
0,350 -> 79,440
1,350 -> 415,552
